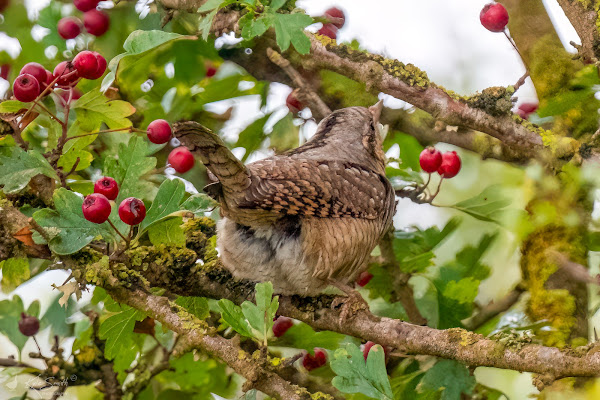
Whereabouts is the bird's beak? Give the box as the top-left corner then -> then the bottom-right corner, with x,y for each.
368,100 -> 384,124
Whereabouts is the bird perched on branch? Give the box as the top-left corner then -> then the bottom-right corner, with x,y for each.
174,101 -> 395,296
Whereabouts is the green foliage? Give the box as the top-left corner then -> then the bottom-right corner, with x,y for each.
40,294 -> 76,337
99,305 -> 146,360
0,258 -> 29,292
218,282 -> 278,342
0,147 -> 59,193
448,185 -> 513,224
32,188 -> 115,254
331,343 -> 393,400
416,360 -> 476,400
0,295 -> 29,351
175,296 -> 210,320
273,323 -> 348,351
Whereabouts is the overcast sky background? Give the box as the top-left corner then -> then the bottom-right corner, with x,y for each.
0,1 -> 584,399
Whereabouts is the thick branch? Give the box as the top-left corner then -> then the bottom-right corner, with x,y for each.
555,0 -> 598,63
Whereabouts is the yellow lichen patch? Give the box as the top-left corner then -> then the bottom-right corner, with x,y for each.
464,86 -> 515,116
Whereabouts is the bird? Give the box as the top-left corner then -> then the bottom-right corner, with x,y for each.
173,100 -> 396,297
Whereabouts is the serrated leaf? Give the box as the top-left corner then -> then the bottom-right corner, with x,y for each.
272,13 -> 313,54
73,90 -> 136,131
99,306 -> 146,360
0,100 -> 28,113
180,193 -> 218,215
56,280 -> 82,307
331,343 -> 393,400
0,258 -> 29,292
32,188 -> 115,255
270,0 -> 287,10
417,360 -> 476,400
218,299 -> 253,337
175,296 -> 210,320
236,114 -> 270,161
0,147 -> 58,193
141,179 -> 186,230
147,217 -> 186,246
274,323 -> 346,351
40,294 -> 75,337
449,185 -> 512,224
241,282 -> 279,342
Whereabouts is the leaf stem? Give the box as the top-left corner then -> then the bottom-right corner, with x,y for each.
64,126 -> 143,143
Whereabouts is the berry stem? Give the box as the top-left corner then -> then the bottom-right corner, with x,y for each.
33,100 -> 63,126
107,219 -> 128,243
126,225 -> 133,249
429,178 -> 444,203
422,173 -> 431,190
20,73 -> 63,127
32,336 -> 44,357
64,126 -> 145,142
503,30 -> 530,89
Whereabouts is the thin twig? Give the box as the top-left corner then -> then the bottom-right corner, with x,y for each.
107,220 -> 128,243
465,285 -> 525,331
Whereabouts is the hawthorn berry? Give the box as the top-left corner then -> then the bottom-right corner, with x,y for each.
437,151 -> 461,179
87,52 -> 107,80
94,177 -> 119,200
272,317 -> 294,338
0,64 -> 10,81
82,193 -> 111,224
302,348 -> 327,371
205,62 -> 217,78
286,91 -> 303,114
356,271 -> 373,287
73,51 -> 99,80
83,9 -> 110,37
419,147 -> 443,173
13,74 -> 40,102
324,7 -> 345,29
118,197 -> 146,225
19,62 -> 47,89
147,119 -> 172,144
318,23 -> 338,39
57,17 -> 82,39
74,0 -> 99,12
517,102 -> 538,119
168,147 -> 195,173
53,61 -> 79,87
18,313 -> 40,337
480,3 -> 509,32
362,341 -> 390,362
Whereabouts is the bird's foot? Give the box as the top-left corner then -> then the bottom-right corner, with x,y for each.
330,284 -> 370,325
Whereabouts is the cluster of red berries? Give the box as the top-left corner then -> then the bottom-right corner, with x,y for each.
82,177 -> 147,226
480,2 -> 509,32
419,147 -> 462,179
58,0 -> 110,39
145,119 -> 196,173
318,7 -> 345,40
12,51 -> 106,103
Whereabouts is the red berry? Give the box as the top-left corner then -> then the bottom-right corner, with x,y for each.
74,0 -> 99,12
318,23 -> 338,39
302,348 -> 327,371
356,271 -> 373,287
324,7 -> 345,29
73,51 -> 99,80
118,197 -> 146,225
13,74 -> 40,102
57,17 -> 82,39
272,317 -> 294,338
87,52 -> 107,80
517,102 -> 538,119
480,3 -> 509,32
437,151 -> 461,179
205,62 -> 217,78
0,64 -> 11,81
286,91 -> 303,114
82,193 -> 111,224
53,61 -> 79,87
147,119 -> 172,144
83,9 -> 110,37
94,176 -> 119,200
168,147 -> 195,173
19,63 -> 47,89
419,147 -> 443,173
362,341 -> 390,362
18,313 -> 40,337
0,0 -> 9,13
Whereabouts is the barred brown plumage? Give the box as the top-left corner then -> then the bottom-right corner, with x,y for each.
174,101 -> 395,296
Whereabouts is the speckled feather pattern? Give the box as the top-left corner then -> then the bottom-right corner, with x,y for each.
174,105 -> 395,296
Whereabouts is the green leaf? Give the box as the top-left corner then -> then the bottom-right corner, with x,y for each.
99,306 -> 146,360
0,147 -> 59,193
40,294 -> 75,337
0,295 -> 28,351
270,113 -> 299,152
147,217 -> 186,246
141,179 -> 187,230
240,13 -> 273,40
241,282 -> 279,342
0,100 -> 28,113
198,0 -> 236,40
27,300 -> 40,318
270,0 -> 287,10
416,360 -> 476,400
236,114 -> 270,161
0,258 -> 30,292
32,188 -> 115,255
73,90 -> 136,131
175,296 -> 210,320
274,323 -> 346,351
331,343 -> 393,400
218,299 -> 253,337
180,193 -> 218,215
72,318 -> 93,351
272,13 -> 313,54
449,185 -> 512,224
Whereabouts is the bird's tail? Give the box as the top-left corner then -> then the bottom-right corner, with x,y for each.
173,121 -> 249,194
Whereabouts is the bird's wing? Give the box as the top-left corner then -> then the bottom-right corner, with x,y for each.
239,158 -> 392,219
